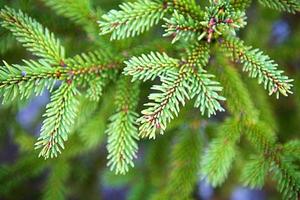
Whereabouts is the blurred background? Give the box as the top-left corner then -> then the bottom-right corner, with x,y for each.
0,0 -> 299,200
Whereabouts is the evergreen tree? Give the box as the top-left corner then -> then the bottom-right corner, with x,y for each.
0,0 -> 299,199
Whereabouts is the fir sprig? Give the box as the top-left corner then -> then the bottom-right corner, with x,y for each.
125,45 -> 224,138
35,84 -> 79,158
258,0 -> 300,13
219,35 -> 293,98
201,118 -> 241,186
99,0 -> 168,40
0,7 -> 65,64
0,60 -> 57,103
106,77 -> 140,174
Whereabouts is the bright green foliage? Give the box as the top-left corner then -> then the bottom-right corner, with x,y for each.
163,2 -> 246,43
153,129 -> 202,200
125,43 -> 224,139
168,0 -> 204,20
42,160 -> 70,200
243,122 -> 300,199
201,118 -> 241,186
258,0 -> 300,13
230,0 -> 252,10
35,84 -> 79,158
220,35 -> 293,98
0,7 -> 118,159
138,68 -> 190,138
42,0 -> 99,33
0,7 -> 65,64
163,10 -> 205,43
0,60 -> 57,103
99,0 -> 168,40
283,140 -> 300,160
186,44 -> 225,116
1,0 -> 300,199
272,160 -> 300,200
210,56 -> 258,120
124,52 -> 178,82
106,77 -> 140,174
241,156 -> 269,188
65,51 -> 118,100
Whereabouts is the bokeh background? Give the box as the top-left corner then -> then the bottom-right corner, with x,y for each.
0,0 -> 299,200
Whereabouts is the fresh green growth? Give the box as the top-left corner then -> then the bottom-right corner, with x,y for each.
106,77 -> 140,174
0,0 -> 300,199
0,6 -> 117,158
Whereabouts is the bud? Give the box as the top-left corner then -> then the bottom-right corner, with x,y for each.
225,18 -> 233,24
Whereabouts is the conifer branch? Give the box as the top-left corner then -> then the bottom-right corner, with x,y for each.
219,35 -> 293,98
124,51 -> 179,81
230,0 -> 252,10
210,56 -> 258,120
272,160 -> 300,200
0,60 -> 57,103
258,0 -> 300,13
201,118 -> 241,186
98,0 -> 168,40
85,76 -> 109,101
244,122 -> 300,199
153,129 -> 202,200
126,45 -> 224,138
241,155 -> 269,188
186,44 -> 225,116
0,7 -> 65,64
163,10 -> 205,43
106,77 -> 140,174
138,69 -> 190,139
35,84 -> 79,158
42,160 -> 70,200
0,30 -> 15,54
283,140 -> 300,160
65,51 -> 118,97
42,0 -> 99,30
167,0 -> 204,20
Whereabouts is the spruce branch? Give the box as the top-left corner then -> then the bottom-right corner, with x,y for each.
244,122 -> 300,199
138,69 -> 190,139
65,51 -> 118,98
42,160 -> 70,200
106,77 -> 140,174
35,84 -> 79,159
201,118 -> 241,186
98,0 -> 168,40
258,0 -> 300,13
163,2 -> 246,43
241,155 -> 269,188
210,56 -> 258,120
0,60 -> 58,103
167,0 -> 204,20
283,140 -> 300,160
153,129 -> 202,200
86,76 -> 109,101
124,51 -> 179,81
272,160 -> 300,200
220,35 -> 293,98
0,7 -> 65,64
230,0 -> 252,10
42,0 -> 99,30
126,45 -> 224,138
186,44 -> 225,116
163,10 -> 206,43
